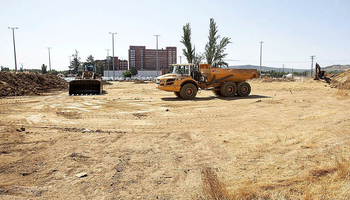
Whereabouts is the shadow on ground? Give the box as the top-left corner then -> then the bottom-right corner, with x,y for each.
161,94 -> 271,101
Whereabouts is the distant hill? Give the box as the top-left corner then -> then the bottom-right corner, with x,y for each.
229,65 -> 307,73
323,64 -> 350,72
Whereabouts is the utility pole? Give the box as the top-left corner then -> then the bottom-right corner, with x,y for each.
68,56 -> 72,75
109,32 -> 117,81
154,35 -> 160,76
310,55 -> 316,78
105,49 -> 110,79
47,47 -> 52,72
259,41 -> 263,78
8,27 -> 18,72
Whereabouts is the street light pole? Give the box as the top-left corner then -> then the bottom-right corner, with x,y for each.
109,32 -> 117,81
259,41 -> 263,79
154,35 -> 160,76
47,47 -> 52,72
8,27 -> 18,72
105,49 -> 110,79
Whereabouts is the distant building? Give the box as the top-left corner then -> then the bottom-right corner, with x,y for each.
128,46 -> 176,71
97,57 -> 128,71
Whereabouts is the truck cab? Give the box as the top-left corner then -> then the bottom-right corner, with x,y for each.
156,64 -> 200,99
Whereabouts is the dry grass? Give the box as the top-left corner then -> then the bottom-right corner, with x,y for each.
333,89 -> 349,99
198,159 -> 350,199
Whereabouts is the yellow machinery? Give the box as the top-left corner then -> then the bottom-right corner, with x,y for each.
157,63 -> 258,99
69,71 -> 102,95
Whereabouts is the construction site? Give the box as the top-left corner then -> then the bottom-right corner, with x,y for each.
0,70 -> 350,199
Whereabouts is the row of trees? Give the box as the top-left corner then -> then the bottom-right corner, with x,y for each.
265,70 -> 309,78
68,50 -> 105,75
68,50 -> 139,78
181,18 -> 231,68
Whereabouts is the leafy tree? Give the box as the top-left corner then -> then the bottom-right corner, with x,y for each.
204,18 -> 231,68
41,64 -> 47,74
122,70 -> 132,78
1,66 -> 10,71
69,49 -> 81,74
180,23 -> 195,63
86,55 -> 94,63
130,66 -> 138,76
95,61 -> 104,76
49,69 -> 59,75
193,52 -> 205,65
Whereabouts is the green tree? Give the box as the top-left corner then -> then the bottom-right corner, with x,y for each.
130,67 -> 138,76
86,55 -> 94,63
204,18 -> 231,68
85,55 -> 95,71
1,66 -> 10,71
95,61 -> 104,76
180,23 -> 195,63
123,70 -> 132,78
193,52 -> 205,65
41,64 -> 47,74
69,49 -> 81,74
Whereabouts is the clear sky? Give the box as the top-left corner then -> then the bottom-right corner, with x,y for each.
1,0 -> 350,71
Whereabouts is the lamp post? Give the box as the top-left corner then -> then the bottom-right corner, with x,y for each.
105,49 -> 110,79
68,56 -> 72,75
109,32 -> 117,81
47,47 -> 52,72
154,35 -> 160,76
8,27 -> 18,72
259,41 -> 263,79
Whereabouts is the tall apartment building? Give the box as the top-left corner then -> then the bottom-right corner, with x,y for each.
128,46 -> 177,70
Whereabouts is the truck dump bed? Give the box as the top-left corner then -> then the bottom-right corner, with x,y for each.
200,65 -> 259,83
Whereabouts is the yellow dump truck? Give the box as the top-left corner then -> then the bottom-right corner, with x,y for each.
157,63 -> 258,99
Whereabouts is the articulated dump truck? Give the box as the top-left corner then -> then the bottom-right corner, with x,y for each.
69,71 -> 103,95
157,63 -> 259,99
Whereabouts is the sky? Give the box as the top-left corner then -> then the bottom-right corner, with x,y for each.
1,0 -> 350,71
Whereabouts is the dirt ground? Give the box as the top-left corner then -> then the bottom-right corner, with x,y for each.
0,79 -> 350,199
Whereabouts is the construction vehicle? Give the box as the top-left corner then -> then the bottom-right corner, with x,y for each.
69,64 -> 103,95
157,63 -> 259,99
314,63 -> 331,84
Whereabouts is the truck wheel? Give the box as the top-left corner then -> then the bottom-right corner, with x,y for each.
180,83 -> 197,99
220,82 -> 237,97
174,92 -> 181,98
212,90 -> 222,96
237,82 -> 251,97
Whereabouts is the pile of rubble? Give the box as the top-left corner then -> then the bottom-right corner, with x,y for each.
330,69 -> 350,90
0,72 -> 68,97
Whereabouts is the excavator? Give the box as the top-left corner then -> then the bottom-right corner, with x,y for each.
68,63 -> 103,95
314,63 -> 331,84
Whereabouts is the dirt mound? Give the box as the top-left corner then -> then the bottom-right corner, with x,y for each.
329,69 -> 350,90
0,72 -> 68,97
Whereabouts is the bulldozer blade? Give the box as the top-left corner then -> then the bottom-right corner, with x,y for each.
69,79 -> 102,95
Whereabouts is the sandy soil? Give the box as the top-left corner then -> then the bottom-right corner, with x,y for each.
0,80 -> 349,199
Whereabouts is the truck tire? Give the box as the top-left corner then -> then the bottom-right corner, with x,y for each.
174,92 -> 181,98
220,82 -> 237,97
237,82 -> 251,97
180,83 -> 197,99
212,90 -> 222,96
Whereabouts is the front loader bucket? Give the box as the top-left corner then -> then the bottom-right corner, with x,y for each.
69,79 -> 102,95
